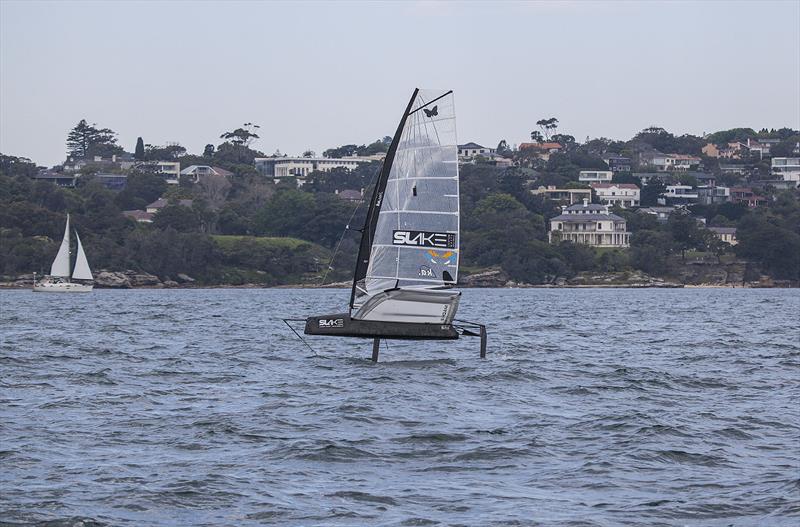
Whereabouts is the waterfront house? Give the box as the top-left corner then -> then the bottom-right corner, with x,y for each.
662,185 -> 699,205
146,198 -> 193,214
32,171 -> 78,187
254,156 -> 369,178
548,199 -> 630,248
180,165 -> 234,183
702,142 -> 748,159
530,186 -> 592,205
457,142 -> 495,158
122,210 -> 154,223
578,170 -> 613,183
698,186 -> 731,205
708,227 -> 738,245
638,206 -> 677,223
590,183 -> 640,208
602,154 -> 632,172
747,138 -> 781,159
771,157 -> 800,186
644,153 -> 701,172
134,160 -> 181,184
730,187 -> 768,207
519,142 -> 563,161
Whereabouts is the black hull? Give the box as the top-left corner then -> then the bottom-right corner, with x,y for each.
304,314 -> 459,340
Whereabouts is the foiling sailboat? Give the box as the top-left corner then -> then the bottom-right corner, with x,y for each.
290,89 -> 486,361
33,214 -> 94,293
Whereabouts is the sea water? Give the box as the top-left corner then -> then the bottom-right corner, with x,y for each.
1,288 -> 798,526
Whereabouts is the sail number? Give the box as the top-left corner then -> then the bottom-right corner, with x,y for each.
392,230 -> 455,249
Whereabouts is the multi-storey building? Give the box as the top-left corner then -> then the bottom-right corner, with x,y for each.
548,200 -> 630,248
590,183 -> 640,208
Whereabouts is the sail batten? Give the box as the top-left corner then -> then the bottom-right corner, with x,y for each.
72,232 -> 93,280
50,214 -> 71,277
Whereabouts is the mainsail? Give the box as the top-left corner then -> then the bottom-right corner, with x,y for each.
351,89 -> 459,308
72,232 -> 93,280
50,214 -> 71,277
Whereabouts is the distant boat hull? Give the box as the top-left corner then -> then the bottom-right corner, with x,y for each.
33,281 -> 93,293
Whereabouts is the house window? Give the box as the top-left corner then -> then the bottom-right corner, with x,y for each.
597,222 -> 602,230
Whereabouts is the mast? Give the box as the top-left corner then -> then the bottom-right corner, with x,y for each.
349,88 -> 419,309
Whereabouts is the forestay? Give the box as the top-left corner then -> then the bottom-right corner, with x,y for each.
364,89 -> 459,295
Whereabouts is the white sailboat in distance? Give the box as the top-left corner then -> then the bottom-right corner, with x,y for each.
33,214 -> 94,293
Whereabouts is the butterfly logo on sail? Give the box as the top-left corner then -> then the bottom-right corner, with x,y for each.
423,106 -> 438,118
427,250 -> 454,265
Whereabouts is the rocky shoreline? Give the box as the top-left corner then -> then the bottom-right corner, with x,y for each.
1,267 -> 796,290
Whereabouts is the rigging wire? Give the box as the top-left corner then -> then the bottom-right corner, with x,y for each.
319,160 -> 384,287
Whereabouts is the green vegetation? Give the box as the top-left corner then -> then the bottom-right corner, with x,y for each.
1,121 -> 798,286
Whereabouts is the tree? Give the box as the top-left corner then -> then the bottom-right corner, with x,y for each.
640,179 -> 666,206
631,230 -> 673,275
530,131 -> 544,143
496,140 -> 510,156
668,210 -> 705,261
535,118 -> 559,141
145,143 -> 186,160
323,144 -> 358,158
195,174 -> 231,212
220,123 -> 260,147
66,119 -> 123,159
115,170 -> 168,210
551,134 -> 576,150
134,137 -> 145,160
153,205 -> 202,232
203,144 -> 215,158
302,150 -> 315,158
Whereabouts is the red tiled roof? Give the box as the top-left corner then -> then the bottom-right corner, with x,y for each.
519,142 -> 562,150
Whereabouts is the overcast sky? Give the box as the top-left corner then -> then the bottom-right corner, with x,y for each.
1,0 -> 799,167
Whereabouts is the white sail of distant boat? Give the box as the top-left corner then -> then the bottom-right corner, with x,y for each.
33,213 -> 94,293
50,214 -> 72,277
72,232 -> 93,280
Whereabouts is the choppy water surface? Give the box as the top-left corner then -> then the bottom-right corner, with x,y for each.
1,288 -> 798,526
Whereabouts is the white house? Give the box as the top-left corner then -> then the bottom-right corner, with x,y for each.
458,142 -> 495,158
644,153 -> 701,171
180,165 -> 233,182
708,227 -> 738,245
254,156 -> 370,178
771,157 -> 800,186
548,199 -> 630,248
590,183 -> 640,208
530,186 -> 592,205
578,170 -> 613,183
662,185 -> 699,205
134,161 -> 181,184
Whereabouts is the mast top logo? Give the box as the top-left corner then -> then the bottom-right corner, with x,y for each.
393,230 -> 455,249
